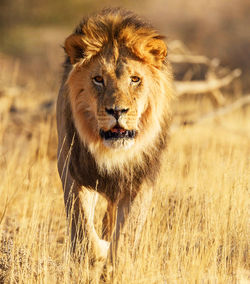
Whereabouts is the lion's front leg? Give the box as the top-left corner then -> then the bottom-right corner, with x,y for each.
63,177 -> 109,261
109,186 -> 153,265
78,189 -> 110,261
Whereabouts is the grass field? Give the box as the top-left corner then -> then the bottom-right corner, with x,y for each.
0,53 -> 249,283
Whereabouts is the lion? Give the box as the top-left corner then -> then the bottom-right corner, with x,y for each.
56,8 -> 173,264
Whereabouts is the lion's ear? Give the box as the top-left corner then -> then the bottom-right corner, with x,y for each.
64,34 -> 85,64
145,36 -> 167,68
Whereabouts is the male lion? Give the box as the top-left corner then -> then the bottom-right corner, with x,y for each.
57,8 -> 173,263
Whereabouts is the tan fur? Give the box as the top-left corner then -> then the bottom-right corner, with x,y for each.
57,8 -> 174,264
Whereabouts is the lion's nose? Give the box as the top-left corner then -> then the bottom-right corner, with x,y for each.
105,107 -> 129,120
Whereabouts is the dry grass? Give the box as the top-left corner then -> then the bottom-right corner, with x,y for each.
0,56 -> 249,283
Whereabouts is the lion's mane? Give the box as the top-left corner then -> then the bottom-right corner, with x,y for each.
57,8 -> 173,203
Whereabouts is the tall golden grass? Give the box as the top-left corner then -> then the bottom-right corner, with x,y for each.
0,56 -> 249,283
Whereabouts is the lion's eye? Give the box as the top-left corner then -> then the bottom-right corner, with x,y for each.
93,76 -> 104,85
131,76 -> 141,83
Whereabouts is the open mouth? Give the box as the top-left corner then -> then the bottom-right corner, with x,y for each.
100,125 -> 136,140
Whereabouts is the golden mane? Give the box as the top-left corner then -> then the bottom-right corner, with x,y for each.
65,8 -> 167,67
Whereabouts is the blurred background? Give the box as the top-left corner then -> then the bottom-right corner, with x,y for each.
0,0 -> 249,92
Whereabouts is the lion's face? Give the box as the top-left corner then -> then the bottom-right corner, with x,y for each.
68,55 -> 157,150
93,57 -> 144,150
